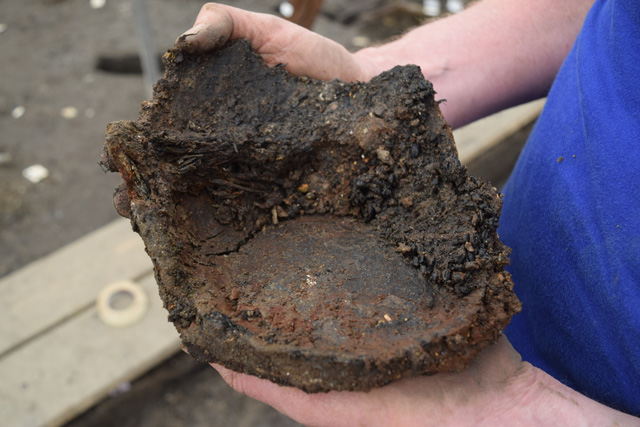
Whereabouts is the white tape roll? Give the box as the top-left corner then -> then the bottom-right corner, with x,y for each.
97,280 -> 148,327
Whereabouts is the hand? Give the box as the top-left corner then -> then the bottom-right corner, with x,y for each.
175,6 -> 536,425
176,5 -> 639,425
175,3 -> 381,83
211,337 -> 537,427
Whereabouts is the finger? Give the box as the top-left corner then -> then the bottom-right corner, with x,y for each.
210,363 -> 376,427
176,4 -> 233,53
176,3 -> 372,82
211,364 -> 315,419
176,3 -> 281,54
194,3 -> 288,51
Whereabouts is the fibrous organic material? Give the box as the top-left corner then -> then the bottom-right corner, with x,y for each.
101,40 -> 520,392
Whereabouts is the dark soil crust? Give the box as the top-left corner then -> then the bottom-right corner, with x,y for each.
102,40 -> 520,392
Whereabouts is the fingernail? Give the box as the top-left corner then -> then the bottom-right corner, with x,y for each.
179,22 -> 206,40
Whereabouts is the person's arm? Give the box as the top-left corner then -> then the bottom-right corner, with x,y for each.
355,0 -> 594,127
174,3 -> 640,424
211,337 -> 637,426
177,0 -> 593,128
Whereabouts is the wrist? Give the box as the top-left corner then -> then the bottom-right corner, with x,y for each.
353,40 -> 448,82
476,362 -> 546,424
450,354 -> 539,424
489,363 -> 638,425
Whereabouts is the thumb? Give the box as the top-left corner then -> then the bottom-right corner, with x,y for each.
175,3 -> 233,53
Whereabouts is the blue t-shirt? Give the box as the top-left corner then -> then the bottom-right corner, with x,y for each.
500,0 -> 640,416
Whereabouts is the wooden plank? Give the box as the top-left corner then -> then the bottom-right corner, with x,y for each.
0,218 -> 153,356
0,273 -> 182,427
454,99 -> 545,164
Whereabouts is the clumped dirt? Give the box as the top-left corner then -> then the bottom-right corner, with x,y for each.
102,39 -> 520,392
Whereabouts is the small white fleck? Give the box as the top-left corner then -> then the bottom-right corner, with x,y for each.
279,1 -> 294,18
423,0 -> 441,16
11,106 -> 25,119
446,0 -> 465,13
61,106 -> 79,119
90,0 -> 106,9
22,164 -> 49,183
